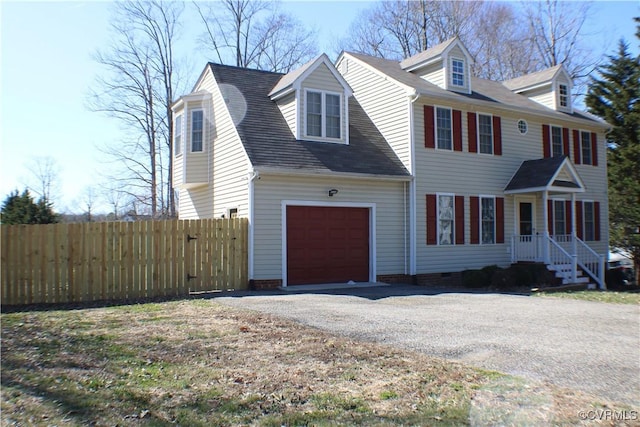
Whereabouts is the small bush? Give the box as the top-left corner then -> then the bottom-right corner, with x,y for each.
462,269 -> 490,288
605,268 -> 628,290
490,269 -> 517,290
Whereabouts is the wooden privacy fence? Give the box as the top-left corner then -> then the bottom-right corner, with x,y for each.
1,218 -> 249,306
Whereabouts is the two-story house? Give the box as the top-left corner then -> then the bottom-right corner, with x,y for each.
173,38 -> 609,290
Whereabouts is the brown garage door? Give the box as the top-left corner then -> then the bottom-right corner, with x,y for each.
287,206 -> 370,285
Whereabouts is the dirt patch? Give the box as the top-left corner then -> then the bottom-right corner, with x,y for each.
1,299 -> 636,426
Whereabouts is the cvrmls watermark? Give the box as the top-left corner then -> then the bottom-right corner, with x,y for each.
578,409 -> 638,421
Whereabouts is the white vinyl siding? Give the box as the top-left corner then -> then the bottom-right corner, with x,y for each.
252,174 -> 409,281
338,56 -> 411,171
276,92 -> 297,137
417,63 -> 446,89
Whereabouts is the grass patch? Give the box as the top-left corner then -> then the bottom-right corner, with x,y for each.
1,299 -> 632,426
536,290 -> 640,304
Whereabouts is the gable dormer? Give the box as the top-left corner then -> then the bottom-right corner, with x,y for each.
400,37 -> 472,94
269,54 -> 353,144
503,64 -> 573,114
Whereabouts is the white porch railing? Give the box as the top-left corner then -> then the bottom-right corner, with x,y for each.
511,234 -> 606,289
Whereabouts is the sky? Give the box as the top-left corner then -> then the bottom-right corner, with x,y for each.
0,1 -> 638,214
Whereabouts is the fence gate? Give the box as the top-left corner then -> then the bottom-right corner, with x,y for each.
1,218 -> 249,306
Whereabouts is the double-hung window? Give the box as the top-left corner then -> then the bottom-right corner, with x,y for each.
583,201 -> 595,241
174,114 -> 183,156
580,131 -> 592,165
191,110 -> 204,152
478,114 -> 493,154
551,126 -> 563,157
438,194 -> 455,245
553,200 -> 566,236
436,107 -> 452,150
481,197 -> 495,244
451,58 -> 465,87
306,90 -> 341,139
559,84 -> 569,108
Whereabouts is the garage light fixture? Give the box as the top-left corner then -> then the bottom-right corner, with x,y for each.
328,189 -> 339,197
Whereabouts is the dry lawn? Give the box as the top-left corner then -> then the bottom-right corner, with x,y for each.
1,298 -> 636,426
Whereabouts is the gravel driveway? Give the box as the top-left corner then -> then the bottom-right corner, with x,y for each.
216,285 -> 640,406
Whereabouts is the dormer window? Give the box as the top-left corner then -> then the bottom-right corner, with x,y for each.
559,84 -> 569,108
305,89 -> 341,139
451,58 -> 465,87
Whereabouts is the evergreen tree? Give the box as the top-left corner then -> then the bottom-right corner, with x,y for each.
586,18 -> 640,284
0,189 -> 58,225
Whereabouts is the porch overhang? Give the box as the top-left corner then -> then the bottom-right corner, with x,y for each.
504,156 -> 585,195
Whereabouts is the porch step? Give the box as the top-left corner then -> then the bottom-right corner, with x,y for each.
547,264 -> 594,287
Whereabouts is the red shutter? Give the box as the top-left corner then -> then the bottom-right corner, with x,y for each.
453,110 -> 463,151
542,125 -> 551,158
594,201 -> 601,241
424,106 -> 435,148
493,116 -> 502,155
573,129 -> 581,164
470,196 -> 479,244
426,194 -> 437,245
565,200 -> 572,235
455,195 -> 465,244
547,200 -> 554,235
496,197 -> 505,243
562,127 -> 570,157
591,132 -> 598,166
468,112 -> 477,153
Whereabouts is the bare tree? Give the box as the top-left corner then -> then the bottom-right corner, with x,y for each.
194,0 -> 317,72
89,0 -> 183,218
522,0 -> 597,96
23,156 -> 61,205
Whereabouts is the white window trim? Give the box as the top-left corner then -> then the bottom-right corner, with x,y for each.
581,200 -> 596,241
578,129 -> 592,165
434,106 -> 453,151
558,83 -> 570,108
303,88 -> 345,143
436,192 -> 456,246
517,119 -> 528,135
450,57 -> 465,87
479,195 -> 496,245
190,108 -> 205,153
550,124 -> 564,157
476,112 -> 494,156
174,113 -> 183,157
551,198 -> 567,236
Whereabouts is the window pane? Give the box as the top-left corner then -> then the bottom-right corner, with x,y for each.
481,197 -> 495,244
325,94 -> 341,138
436,108 -> 452,150
452,59 -> 464,86
438,195 -> 454,245
478,114 -> 493,154
551,126 -> 563,157
191,110 -> 203,152
174,115 -> 182,156
584,202 -> 595,241
307,92 -> 322,137
559,84 -> 568,107
581,131 -> 591,164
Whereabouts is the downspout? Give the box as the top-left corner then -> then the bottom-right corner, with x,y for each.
408,90 -> 420,277
248,168 -> 260,282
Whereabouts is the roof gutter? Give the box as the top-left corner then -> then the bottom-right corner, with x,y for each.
253,166 -> 413,182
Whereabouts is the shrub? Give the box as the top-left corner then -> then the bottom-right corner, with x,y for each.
462,269 -> 490,288
490,268 -> 517,290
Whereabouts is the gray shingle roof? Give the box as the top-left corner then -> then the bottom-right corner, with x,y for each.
346,52 -> 605,127
399,37 -> 457,70
504,156 -> 571,191
208,63 -> 410,178
502,65 -> 563,92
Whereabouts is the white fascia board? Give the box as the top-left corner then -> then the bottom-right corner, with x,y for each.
254,166 -> 413,182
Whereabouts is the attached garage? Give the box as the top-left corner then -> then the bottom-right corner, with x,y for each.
286,205 -> 370,285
